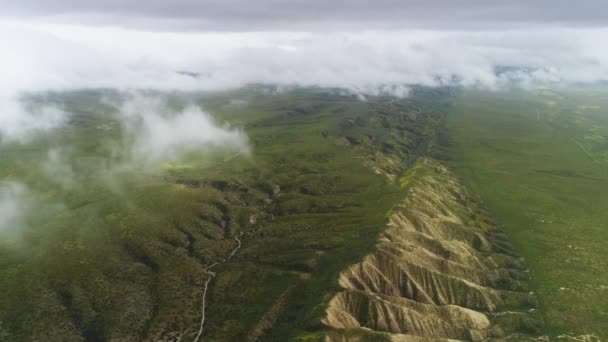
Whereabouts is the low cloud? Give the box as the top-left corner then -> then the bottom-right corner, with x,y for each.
42,148 -> 78,191
0,94 -> 68,143
1,21 -> 608,142
114,94 -> 249,166
0,182 -> 29,234
3,22 -> 608,94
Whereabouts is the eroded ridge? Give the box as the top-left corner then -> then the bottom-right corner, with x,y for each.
323,159 -> 544,341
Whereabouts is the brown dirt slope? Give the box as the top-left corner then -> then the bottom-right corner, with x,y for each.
323,158 -> 544,342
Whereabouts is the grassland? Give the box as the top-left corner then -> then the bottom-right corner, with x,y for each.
0,86 -> 444,341
447,86 -> 608,340
4,84 -> 601,341
185,87 -> 446,340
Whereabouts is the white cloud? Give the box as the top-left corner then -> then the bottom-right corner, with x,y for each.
42,148 -> 78,190
3,22 -> 608,93
115,94 -> 249,166
0,94 -> 68,143
0,182 -> 29,233
1,21 -> 608,142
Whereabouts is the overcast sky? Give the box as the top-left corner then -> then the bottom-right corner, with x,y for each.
1,1 -> 608,135
1,0 -> 607,31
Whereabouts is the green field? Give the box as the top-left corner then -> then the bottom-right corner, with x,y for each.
0,87 -> 444,341
2,84 -> 606,341
447,86 -> 608,340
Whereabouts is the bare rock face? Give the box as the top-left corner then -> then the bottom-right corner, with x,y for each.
323,159 -> 543,341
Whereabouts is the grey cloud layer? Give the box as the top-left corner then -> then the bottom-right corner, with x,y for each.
1,22 -> 607,142
3,24 -> 607,91
2,0 -> 608,30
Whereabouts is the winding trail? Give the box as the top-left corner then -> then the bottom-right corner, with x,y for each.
193,235 -> 242,342
192,187 -> 278,341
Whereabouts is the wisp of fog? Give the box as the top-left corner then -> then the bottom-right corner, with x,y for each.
2,21 -> 608,142
115,94 -> 249,165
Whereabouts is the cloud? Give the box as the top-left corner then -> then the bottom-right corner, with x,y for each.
0,94 -> 68,143
42,148 -> 78,190
1,21 -> 608,142
3,22 -> 608,93
113,94 -> 249,166
1,0 -> 608,31
0,182 -> 29,234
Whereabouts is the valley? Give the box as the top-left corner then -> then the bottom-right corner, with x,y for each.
1,85 -> 606,341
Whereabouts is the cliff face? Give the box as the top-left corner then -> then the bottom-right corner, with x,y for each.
323,159 -> 543,341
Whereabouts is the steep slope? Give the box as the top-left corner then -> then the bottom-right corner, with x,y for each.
323,159 -> 544,341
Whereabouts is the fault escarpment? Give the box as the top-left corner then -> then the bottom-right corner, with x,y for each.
0,89 -> 545,342
323,158 -> 543,341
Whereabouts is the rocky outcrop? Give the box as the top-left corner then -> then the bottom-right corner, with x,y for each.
323,159 -> 543,341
